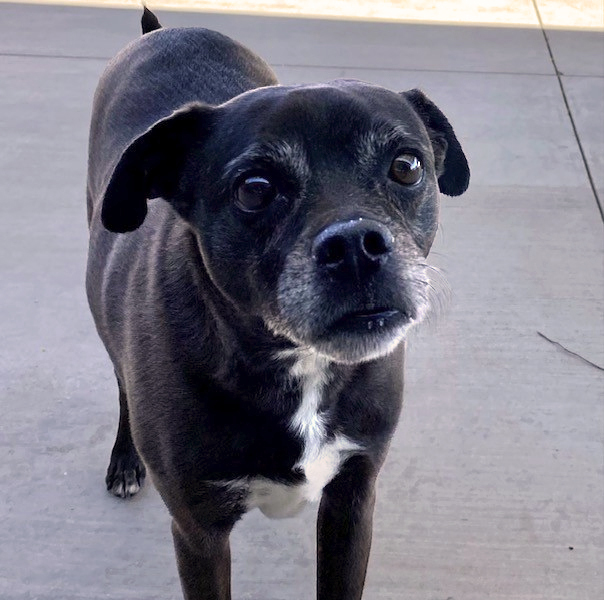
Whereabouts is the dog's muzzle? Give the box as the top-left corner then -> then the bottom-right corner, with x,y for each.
272,217 -> 426,363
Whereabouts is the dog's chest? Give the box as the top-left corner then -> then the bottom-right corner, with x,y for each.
246,353 -> 360,519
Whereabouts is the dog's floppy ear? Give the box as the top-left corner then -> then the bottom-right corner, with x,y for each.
401,89 -> 470,196
101,104 -> 210,233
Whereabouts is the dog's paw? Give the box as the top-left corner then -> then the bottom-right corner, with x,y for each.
105,449 -> 146,498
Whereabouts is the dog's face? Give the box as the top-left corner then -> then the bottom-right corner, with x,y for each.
101,81 -> 469,363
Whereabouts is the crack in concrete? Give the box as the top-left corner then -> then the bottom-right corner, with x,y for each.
531,0 -> 604,224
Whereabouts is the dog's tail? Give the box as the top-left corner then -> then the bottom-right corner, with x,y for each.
142,5 -> 162,34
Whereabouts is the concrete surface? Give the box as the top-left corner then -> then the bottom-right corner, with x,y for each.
0,3 -> 603,600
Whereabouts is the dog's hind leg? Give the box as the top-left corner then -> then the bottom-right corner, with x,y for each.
105,374 -> 146,498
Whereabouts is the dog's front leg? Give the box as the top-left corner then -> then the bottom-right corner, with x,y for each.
316,455 -> 379,600
171,518 -> 233,600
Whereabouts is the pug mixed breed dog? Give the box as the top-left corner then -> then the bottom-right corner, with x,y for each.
86,7 -> 469,600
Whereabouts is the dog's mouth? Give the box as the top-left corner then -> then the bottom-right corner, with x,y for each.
273,257 -> 428,362
324,307 -> 412,336
297,305 -> 415,363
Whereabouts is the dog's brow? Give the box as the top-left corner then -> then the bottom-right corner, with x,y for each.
357,123 -> 416,154
224,140 -> 310,181
355,123 -> 430,173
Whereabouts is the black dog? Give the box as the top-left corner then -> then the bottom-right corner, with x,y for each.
86,8 -> 469,599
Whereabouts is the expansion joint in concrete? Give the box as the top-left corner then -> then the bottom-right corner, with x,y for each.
531,0 -> 604,224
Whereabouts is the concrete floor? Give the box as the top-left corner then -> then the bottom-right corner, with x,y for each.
0,3 -> 603,599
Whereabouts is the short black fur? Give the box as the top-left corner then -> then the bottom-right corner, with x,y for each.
86,9 -> 469,600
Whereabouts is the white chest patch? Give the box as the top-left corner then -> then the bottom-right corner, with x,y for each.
245,351 -> 361,519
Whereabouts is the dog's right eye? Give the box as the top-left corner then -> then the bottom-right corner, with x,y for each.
235,175 -> 277,213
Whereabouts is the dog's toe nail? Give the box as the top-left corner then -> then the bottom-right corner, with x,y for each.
111,480 -> 126,498
123,468 -> 142,495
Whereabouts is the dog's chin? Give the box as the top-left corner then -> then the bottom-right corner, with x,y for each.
267,309 -> 415,365
310,311 -> 413,364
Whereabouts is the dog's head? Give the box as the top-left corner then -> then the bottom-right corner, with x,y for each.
101,80 -> 469,363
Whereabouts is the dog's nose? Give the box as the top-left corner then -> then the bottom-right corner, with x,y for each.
312,219 -> 393,276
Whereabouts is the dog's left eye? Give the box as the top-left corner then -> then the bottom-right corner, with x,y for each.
389,154 -> 423,185
235,176 -> 277,212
